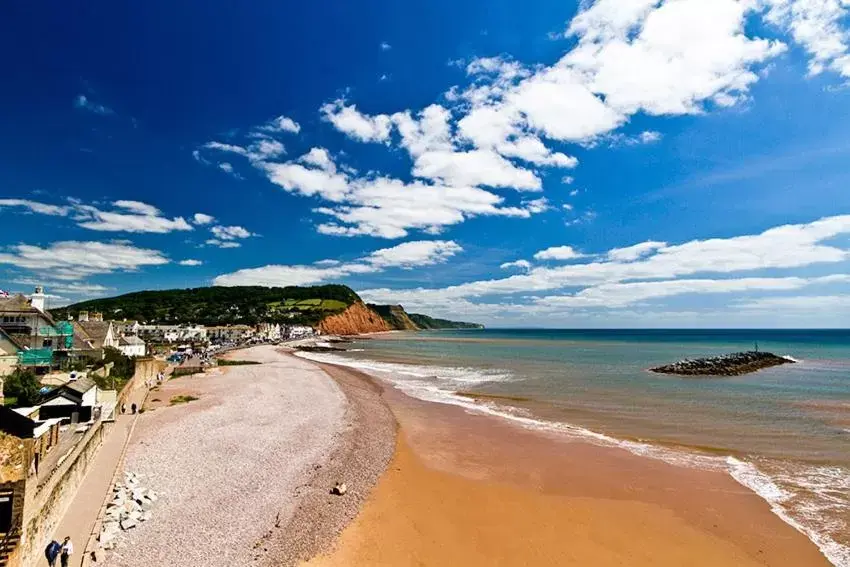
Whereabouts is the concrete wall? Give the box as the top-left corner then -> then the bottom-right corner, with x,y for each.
18,421 -> 107,567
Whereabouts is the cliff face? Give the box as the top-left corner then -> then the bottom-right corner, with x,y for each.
318,302 -> 392,335
368,304 -> 420,330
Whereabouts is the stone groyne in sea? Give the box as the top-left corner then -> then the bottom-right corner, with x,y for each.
650,351 -> 794,376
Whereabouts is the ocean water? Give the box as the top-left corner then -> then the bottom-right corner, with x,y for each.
295,329 -> 850,566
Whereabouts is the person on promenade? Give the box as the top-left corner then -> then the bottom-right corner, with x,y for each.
60,536 -> 73,567
131,402 -> 137,414
44,539 -> 61,566
121,403 -> 126,414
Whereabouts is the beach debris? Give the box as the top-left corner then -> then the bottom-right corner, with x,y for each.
99,471 -> 158,550
331,482 -> 348,496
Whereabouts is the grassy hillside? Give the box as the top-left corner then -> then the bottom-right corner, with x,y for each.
51,285 -> 361,326
367,304 -> 419,330
407,312 -> 484,330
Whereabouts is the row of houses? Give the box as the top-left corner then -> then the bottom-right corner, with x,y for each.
1,286 -> 320,380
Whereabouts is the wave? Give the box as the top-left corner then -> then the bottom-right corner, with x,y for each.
296,350 -> 850,567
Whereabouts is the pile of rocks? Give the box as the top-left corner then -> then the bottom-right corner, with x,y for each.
99,472 -> 158,550
650,351 -> 794,376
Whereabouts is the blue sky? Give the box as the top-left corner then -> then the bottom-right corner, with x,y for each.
2,0 -> 850,327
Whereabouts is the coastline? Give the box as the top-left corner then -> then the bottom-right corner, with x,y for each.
303,355 -> 832,567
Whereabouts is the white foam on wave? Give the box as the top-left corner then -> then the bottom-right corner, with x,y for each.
727,458 -> 850,567
297,349 -> 850,567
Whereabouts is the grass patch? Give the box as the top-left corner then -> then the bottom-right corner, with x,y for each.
3,397 -> 18,407
217,359 -> 262,366
170,395 -> 199,405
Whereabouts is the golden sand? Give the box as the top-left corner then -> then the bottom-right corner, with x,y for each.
304,379 -> 828,567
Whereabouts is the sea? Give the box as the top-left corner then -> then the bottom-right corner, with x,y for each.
295,328 -> 850,567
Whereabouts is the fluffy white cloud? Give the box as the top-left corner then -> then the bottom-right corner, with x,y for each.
534,245 -> 585,261
365,240 -> 462,268
320,99 -> 392,142
500,259 -> 532,271
205,239 -> 241,249
192,213 -> 216,225
74,94 -> 113,115
764,0 -> 850,78
607,241 -> 667,262
179,259 -> 203,266
413,149 -> 542,190
262,115 -> 301,134
73,201 -> 193,233
214,239 -> 463,286
380,41 -> 392,51
0,241 -> 169,280
359,215 -> 850,311
210,225 -> 254,240
0,199 -> 71,216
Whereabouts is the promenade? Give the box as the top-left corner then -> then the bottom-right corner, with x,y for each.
42,383 -> 151,567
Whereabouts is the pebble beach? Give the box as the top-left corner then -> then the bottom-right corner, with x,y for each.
100,345 -> 395,567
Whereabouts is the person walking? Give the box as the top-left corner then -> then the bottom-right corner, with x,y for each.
131,402 -> 137,414
121,403 -> 126,414
44,539 -> 61,567
60,536 -> 73,567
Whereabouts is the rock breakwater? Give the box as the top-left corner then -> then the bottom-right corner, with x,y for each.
650,351 -> 794,376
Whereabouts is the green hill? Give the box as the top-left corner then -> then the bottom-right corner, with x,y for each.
407,312 -> 484,330
51,285 -> 361,326
51,285 -> 484,331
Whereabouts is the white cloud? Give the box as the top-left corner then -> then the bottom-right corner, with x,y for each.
365,240 -> 462,268
74,94 -> 113,115
534,245 -> 585,261
218,162 -> 234,174
737,294 -> 850,310
320,99 -> 392,142
565,0 -> 786,115
500,259 -> 532,271
0,241 -> 169,280
0,199 -> 71,216
380,41 -> 392,51
205,239 -> 242,249
210,225 -> 254,240
73,201 -> 193,233
214,239 -> 462,286
533,276 -> 841,308
358,215 -> 850,314
412,149 -> 542,190
764,0 -> 850,78
607,241 -> 667,262
262,115 -> 301,134
193,213 -> 216,225
179,259 -> 204,266
562,176 -> 575,185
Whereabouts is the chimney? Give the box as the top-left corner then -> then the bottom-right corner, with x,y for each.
79,311 -> 89,322
91,312 -> 103,322
30,286 -> 46,312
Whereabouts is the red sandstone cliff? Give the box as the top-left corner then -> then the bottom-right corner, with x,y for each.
318,302 -> 392,335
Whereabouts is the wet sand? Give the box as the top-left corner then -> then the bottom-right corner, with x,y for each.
305,364 -> 830,567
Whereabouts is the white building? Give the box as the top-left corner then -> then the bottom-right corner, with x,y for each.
284,325 -> 315,339
137,324 -> 207,343
255,323 -> 282,341
117,335 -> 146,357
206,325 -> 255,343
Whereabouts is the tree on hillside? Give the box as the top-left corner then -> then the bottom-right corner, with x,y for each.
5,367 -> 41,406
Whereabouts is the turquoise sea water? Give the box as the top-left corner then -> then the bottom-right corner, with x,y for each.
296,329 -> 850,566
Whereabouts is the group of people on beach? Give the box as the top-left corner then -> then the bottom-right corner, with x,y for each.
44,536 -> 72,567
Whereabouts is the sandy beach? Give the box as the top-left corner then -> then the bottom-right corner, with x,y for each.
305,364 -> 831,567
